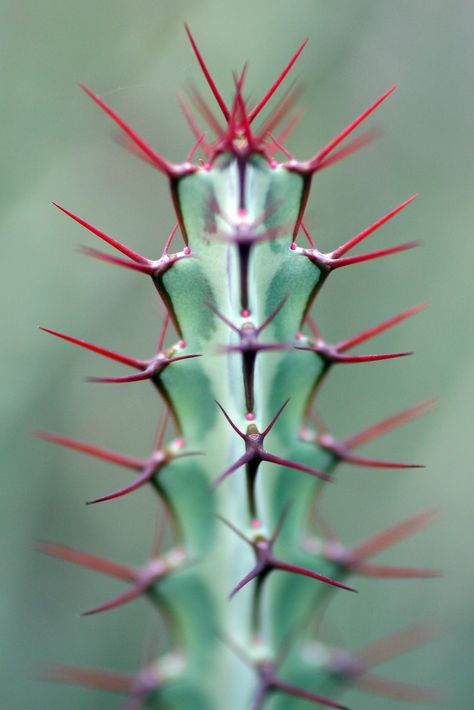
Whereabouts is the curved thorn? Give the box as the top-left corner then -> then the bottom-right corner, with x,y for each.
272,560 -> 355,592
262,398 -> 291,437
213,454 -> 251,488
229,564 -> 264,599
214,401 -> 245,439
82,580 -> 150,616
86,461 -> 159,505
262,452 -> 331,482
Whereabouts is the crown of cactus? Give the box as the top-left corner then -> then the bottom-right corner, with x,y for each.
37,26 -> 439,709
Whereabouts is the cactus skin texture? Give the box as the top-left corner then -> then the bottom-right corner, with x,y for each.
37,27 -> 440,710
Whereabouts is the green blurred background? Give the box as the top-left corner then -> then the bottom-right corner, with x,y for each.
1,0 -> 473,707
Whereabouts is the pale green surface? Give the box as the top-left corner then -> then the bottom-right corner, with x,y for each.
1,1 -> 473,708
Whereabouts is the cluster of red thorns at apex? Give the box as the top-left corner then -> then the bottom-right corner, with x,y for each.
36,25 -> 440,710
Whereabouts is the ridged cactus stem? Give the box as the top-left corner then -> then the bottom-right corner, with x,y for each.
38,27 -> 438,710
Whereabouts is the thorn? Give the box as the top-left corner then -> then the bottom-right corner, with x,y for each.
214,401 -> 246,439
269,110 -> 304,156
353,674 -> 439,704
39,327 -> 146,369
38,665 -> 133,694
86,451 -> 201,505
317,127 -> 380,172
33,431 -> 144,470
330,241 -> 420,268
331,195 -> 418,259
216,514 -> 252,545
114,132 -> 162,169
352,510 -> 441,561
178,93 -> 211,155
295,85 -> 397,174
213,453 -> 251,488
87,370 -> 156,385
184,25 -> 230,120
36,541 -> 136,581
53,203 -> 149,264
351,562 -> 441,579
269,132 -> 293,160
356,622 -> 439,669
86,459 -> 161,504
256,296 -> 288,335
272,560 -> 355,592
330,351 -> 413,364
273,679 -> 349,709
295,345 -> 412,366
248,40 -> 308,123
163,223 -> 181,253
332,451 -> 423,469
336,303 -> 426,353
79,246 -> 155,274
257,83 -> 302,139
261,452 -> 332,482
188,84 -> 225,136
82,581 -> 150,616
300,222 -> 316,248
87,353 -> 201,384
205,302 -> 240,333
342,399 -> 437,451
79,84 -> 187,177
186,133 -> 207,163
262,398 -> 290,437
229,564 -> 264,598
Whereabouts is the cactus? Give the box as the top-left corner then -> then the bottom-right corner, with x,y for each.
37,27 -> 439,709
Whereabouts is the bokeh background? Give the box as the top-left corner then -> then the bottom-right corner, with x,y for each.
1,0 -> 473,708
